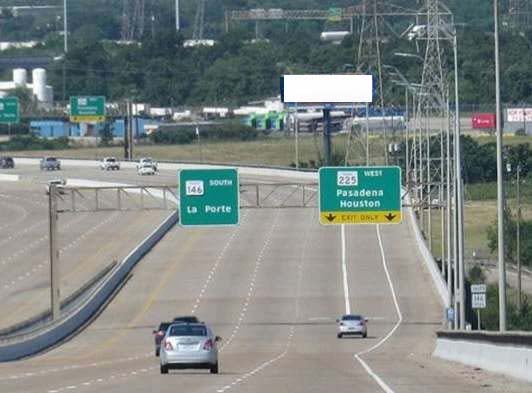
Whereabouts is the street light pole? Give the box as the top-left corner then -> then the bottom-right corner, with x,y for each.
494,0 -> 507,332
49,185 -> 60,320
63,0 -> 68,53
452,30 -> 466,330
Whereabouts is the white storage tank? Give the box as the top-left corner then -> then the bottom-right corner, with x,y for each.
320,31 -> 350,44
45,86 -> 54,104
13,68 -> 28,87
32,68 -> 47,102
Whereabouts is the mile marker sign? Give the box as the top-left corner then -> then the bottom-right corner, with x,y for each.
319,166 -> 402,225
179,169 -> 239,227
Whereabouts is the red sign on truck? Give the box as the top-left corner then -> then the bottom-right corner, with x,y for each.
472,113 -> 496,129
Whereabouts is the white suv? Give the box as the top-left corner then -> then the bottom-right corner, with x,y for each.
100,157 -> 120,171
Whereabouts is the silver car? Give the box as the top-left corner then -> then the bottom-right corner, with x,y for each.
160,323 -> 221,374
337,314 -> 368,338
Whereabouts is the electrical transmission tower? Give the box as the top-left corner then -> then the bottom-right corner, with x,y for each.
352,0 -> 388,166
193,0 -> 206,40
121,0 -> 146,41
507,0 -> 532,32
411,0 -> 465,329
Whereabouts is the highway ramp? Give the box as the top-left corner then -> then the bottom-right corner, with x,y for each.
0,163 -> 530,392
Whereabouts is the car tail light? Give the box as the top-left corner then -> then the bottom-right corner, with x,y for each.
164,340 -> 173,351
203,339 -> 213,350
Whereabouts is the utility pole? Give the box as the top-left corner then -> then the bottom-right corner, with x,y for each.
516,164 -> 522,312
49,184 -> 60,320
175,0 -> 180,31
62,0 -> 68,102
494,0 -> 507,332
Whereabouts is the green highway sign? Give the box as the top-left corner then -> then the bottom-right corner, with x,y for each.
319,166 -> 402,225
70,96 -> 105,122
0,97 -> 20,124
179,169 -> 239,227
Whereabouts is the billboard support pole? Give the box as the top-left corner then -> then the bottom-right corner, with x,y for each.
323,108 -> 332,166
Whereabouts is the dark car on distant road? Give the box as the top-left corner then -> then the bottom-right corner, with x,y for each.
153,322 -> 172,357
40,157 -> 61,171
173,316 -> 200,324
0,156 -> 14,169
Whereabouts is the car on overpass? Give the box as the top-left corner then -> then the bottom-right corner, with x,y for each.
160,322 -> 221,374
137,162 -> 156,176
0,156 -> 14,169
153,321 -> 172,357
337,314 -> 368,338
137,157 -> 158,172
40,156 -> 61,171
100,157 -> 120,171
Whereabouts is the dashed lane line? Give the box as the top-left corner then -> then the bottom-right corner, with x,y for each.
214,210 -> 314,393
219,210 -> 281,352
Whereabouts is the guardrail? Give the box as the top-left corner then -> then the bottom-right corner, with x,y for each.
434,330 -> 532,383
0,211 -> 178,361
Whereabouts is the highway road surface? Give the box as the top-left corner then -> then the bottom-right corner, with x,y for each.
1,162 -> 531,393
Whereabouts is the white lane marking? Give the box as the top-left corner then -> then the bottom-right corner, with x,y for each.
219,210 -> 280,352
190,212 -> 249,314
352,225 -> 403,393
1,211 -> 118,290
214,211 -> 314,393
341,224 -> 351,314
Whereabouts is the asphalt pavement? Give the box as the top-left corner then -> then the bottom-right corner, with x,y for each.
0,162 -> 530,393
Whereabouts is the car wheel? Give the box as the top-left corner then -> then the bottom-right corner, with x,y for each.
210,363 -> 219,374
160,364 -> 168,374
337,333 -> 342,339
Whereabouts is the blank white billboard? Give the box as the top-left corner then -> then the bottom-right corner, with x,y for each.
282,74 -> 373,103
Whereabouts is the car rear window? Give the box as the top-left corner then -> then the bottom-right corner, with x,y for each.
168,325 -> 207,337
46,157 -> 57,161
173,316 -> 199,323
342,315 -> 362,321
106,158 -> 116,162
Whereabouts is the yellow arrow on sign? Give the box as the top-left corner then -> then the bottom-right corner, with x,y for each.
320,211 -> 402,225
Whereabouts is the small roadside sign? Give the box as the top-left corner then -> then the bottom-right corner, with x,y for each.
0,97 -> 20,124
69,96 -> 105,123
471,284 -> 487,293
319,166 -> 402,225
179,169 -> 239,227
472,293 -> 486,309
471,284 -> 487,310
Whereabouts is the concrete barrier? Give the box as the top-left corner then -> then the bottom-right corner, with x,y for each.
434,331 -> 532,383
404,191 -> 449,308
0,211 -> 178,361
12,157 -> 317,182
